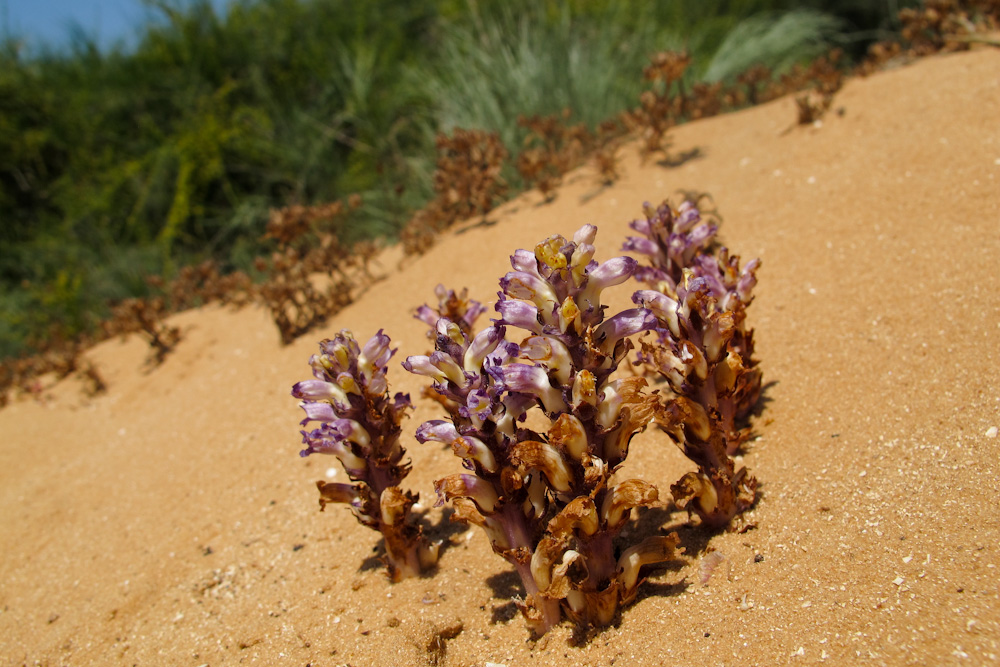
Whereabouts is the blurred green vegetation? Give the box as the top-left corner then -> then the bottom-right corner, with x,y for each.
0,0 -> 911,359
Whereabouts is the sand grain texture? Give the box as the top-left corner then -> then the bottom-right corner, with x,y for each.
2,49 -> 999,666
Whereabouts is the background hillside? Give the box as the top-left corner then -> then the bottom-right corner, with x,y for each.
0,0 -> 911,359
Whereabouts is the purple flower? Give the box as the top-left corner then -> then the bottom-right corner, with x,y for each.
459,389 -> 494,423
495,296 -> 542,333
299,421 -> 368,473
736,258 -> 761,303
414,304 -> 439,329
495,362 -> 567,414
429,351 -> 467,385
621,236 -> 658,257
415,420 -> 459,443
510,248 -> 541,274
578,256 -> 637,311
573,224 -> 597,245
464,325 -> 505,373
299,400 -> 336,424
594,308 -> 658,353
401,355 -> 447,383
359,329 -> 393,378
632,289 -> 680,337
414,285 -> 487,339
292,380 -> 349,406
622,199 -> 718,288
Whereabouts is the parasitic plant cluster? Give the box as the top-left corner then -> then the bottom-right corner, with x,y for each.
412,285 -> 489,411
295,219 -> 730,637
293,330 -> 440,581
626,199 -> 761,528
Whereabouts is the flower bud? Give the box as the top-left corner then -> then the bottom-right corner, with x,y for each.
632,289 -> 680,338
292,380 -> 348,404
299,400 -> 336,424
358,329 -> 392,382
402,355 -> 447,383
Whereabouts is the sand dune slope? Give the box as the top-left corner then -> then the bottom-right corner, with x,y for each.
1,48 -> 999,666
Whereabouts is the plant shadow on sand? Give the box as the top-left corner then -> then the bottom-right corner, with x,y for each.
455,213 -> 503,235
578,146 -> 707,206
656,146 -> 705,169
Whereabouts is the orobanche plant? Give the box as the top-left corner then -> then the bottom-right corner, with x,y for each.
625,199 -> 761,527
406,224 -> 678,635
292,197 -> 762,637
292,330 -> 440,581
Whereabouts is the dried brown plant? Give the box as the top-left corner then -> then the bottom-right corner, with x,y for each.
515,110 -> 593,201
264,199 -> 359,247
0,330 -> 107,405
858,1 -> 999,76
255,249 -> 354,346
736,64 -> 771,106
103,297 -> 181,365
591,119 -> 626,186
781,50 -> 845,124
401,129 -> 509,256
78,361 -> 108,397
254,195 -> 374,344
432,129 -> 509,223
625,50 -> 692,161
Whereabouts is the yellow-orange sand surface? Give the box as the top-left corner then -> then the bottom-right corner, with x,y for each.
2,48 -> 999,666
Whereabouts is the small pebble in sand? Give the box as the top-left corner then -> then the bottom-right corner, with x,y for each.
325,467 -> 338,478
985,426 -> 998,439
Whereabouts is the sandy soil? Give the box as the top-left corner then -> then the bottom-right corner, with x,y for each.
2,48 -> 999,667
